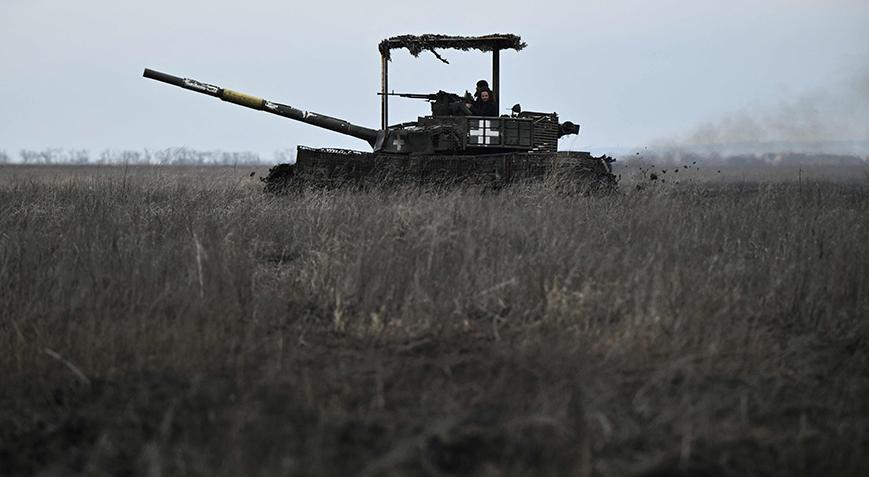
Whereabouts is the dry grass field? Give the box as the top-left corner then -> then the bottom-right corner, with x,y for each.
1,163 -> 868,476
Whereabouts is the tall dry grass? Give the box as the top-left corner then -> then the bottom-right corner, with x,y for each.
1,167 -> 867,476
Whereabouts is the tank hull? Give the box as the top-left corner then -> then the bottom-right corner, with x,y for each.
263,146 -> 617,193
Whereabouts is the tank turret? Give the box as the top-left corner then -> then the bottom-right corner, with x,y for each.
143,69 -> 582,156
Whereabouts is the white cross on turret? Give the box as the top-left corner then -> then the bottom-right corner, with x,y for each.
468,120 -> 500,145
392,136 -> 405,151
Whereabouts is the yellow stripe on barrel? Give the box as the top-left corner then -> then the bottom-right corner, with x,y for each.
222,89 -> 264,109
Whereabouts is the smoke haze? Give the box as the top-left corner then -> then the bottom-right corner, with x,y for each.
654,67 -> 869,155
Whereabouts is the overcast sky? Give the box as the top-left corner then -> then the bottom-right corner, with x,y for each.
1,0 -> 867,157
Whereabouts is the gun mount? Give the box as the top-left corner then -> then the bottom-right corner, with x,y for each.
380,90 -> 473,116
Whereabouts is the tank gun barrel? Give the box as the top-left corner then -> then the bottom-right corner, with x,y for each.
143,68 -> 379,147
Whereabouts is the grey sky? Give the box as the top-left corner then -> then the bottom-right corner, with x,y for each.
1,0 -> 867,157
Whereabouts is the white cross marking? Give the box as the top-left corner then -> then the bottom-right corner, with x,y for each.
392,136 -> 405,151
468,120 -> 500,145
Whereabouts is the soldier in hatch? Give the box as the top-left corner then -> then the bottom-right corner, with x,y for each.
470,88 -> 498,116
474,80 -> 490,99
455,79 -> 497,116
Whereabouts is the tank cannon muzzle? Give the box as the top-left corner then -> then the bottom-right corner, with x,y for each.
143,68 -> 379,148
144,69 -> 186,89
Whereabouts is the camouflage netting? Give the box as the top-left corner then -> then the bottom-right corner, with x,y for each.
379,34 -> 526,63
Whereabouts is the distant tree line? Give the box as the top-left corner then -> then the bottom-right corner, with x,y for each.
0,148 -> 296,165
2,148 -> 863,167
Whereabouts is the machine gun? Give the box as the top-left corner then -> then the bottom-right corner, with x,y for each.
379,90 -> 473,116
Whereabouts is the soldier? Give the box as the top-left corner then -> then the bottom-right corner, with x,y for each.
470,89 -> 498,116
457,80 -> 496,116
474,79 -> 490,99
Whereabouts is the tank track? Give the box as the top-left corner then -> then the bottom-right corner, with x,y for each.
263,146 -> 617,193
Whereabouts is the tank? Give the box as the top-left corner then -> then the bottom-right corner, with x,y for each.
143,34 -> 616,192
